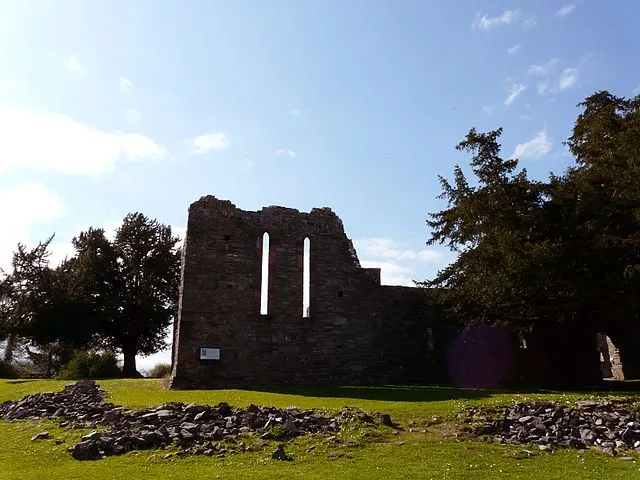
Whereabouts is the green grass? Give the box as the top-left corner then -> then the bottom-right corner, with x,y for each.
1,379 -> 639,479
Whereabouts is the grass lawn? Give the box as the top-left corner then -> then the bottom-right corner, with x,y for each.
1,379 -> 639,479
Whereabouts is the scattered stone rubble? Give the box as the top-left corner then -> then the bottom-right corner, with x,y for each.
460,399 -> 640,456
0,380 -> 393,461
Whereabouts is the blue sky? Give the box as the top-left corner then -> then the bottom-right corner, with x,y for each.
1,1 -> 638,368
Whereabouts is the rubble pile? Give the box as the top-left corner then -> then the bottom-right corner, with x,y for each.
0,380 -> 391,461
461,399 -> 640,456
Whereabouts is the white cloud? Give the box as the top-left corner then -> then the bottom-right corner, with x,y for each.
556,4 -> 576,17
634,85 -> 640,96
241,158 -> 254,169
482,105 -> 496,115
528,58 -> 559,76
507,45 -> 522,55
360,260 -> 415,287
354,238 -> 444,263
512,130 -> 551,159
289,109 -> 302,117
48,241 -> 77,268
354,237 -> 449,286
535,67 -> 579,95
504,84 -> 527,106
0,183 -> 66,271
275,149 -> 297,158
67,56 -> 84,74
185,132 -> 230,155
119,77 -> 134,92
0,107 -> 166,175
521,15 -> 537,29
537,80 -> 551,94
473,10 -> 519,30
558,68 -> 579,90
126,108 -> 141,123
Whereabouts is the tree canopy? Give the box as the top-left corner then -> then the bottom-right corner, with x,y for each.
0,213 -> 181,377
72,213 -> 181,377
424,91 -> 640,341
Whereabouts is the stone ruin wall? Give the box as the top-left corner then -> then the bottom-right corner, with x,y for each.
169,195 -> 456,389
170,195 -> 640,390
597,333 -> 625,381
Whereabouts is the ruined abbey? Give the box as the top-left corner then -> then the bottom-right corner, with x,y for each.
169,195 -> 636,389
169,195 -> 458,389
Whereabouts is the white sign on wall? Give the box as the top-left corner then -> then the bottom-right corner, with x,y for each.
200,347 -> 221,360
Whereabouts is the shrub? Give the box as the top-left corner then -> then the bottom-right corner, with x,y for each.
0,360 -> 17,379
58,351 -> 121,380
147,362 -> 172,378
264,424 -> 289,441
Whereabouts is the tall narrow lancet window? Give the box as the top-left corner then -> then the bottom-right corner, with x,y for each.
303,237 -> 310,317
260,232 -> 270,315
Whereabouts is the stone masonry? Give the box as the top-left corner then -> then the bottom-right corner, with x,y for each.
169,195 -> 457,389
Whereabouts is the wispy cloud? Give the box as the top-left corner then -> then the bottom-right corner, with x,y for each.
473,10 -> 520,30
531,58 -> 580,94
512,130 -> 551,159
67,56 -> 84,74
473,10 -> 536,30
354,238 -> 444,263
289,108 -> 302,117
537,80 -> 551,95
556,4 -> 576,17
275,149 -> 297,158
355,238 -> 449,286
0,107 -> 166,175
528,58 -> 559,76
507,45 -> 522,55
634,85 -> 640,96
558,68 -> 579,90
360,260 -> 415,286
504,84 -> 527,106
119,77 -> 134,92
482,105 -> 496,115
185,132 -> 230,155
521,15 -> 537,29
241,158 -> 254,169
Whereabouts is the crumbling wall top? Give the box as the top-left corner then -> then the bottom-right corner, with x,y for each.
190,195 -> 237,212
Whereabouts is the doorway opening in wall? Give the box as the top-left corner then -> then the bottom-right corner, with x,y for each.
303,237 -> 310,318
260,232 -> 269,315
597,333 -> 624,380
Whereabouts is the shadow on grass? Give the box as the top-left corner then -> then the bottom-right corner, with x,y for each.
5,379 -> 40,385
246,381 -> 640,403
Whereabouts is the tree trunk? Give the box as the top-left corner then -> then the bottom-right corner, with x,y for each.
46,344 -> 53,378
3,334 -> 17,363
121,343 -> 139,377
